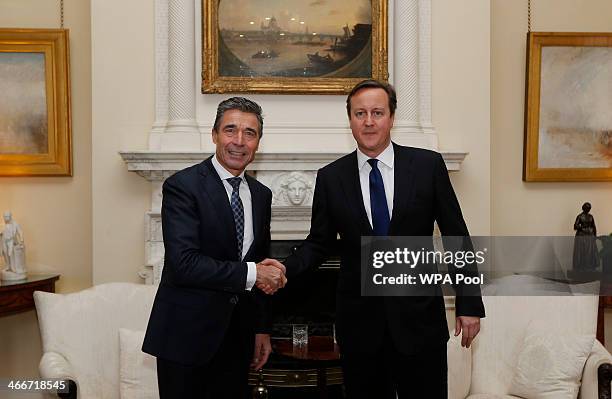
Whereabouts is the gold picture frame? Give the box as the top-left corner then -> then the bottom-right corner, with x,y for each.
524,32 -> 612,182
0,29 -> 72,176
202,0 -> 388,94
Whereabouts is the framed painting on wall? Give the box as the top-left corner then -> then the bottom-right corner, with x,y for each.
202,0 -> 388,94
0,29 -> 72,176
524,32 -> 612,182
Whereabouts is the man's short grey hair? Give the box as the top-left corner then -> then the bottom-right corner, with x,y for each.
213,97 -> 264,137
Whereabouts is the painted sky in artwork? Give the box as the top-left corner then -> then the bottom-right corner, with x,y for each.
219,0 -> 372,35
538,46 -> 612,168
0,52 -> 48,154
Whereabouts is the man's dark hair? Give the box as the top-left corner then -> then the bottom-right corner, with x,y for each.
213,97 -> 264,137
346,79 -> 397,117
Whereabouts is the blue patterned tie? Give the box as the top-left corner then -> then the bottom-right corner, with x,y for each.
227,177 -> 244,259
368,159 -> 390,236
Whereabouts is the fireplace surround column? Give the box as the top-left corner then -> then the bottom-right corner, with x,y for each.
158,0 -> 200,149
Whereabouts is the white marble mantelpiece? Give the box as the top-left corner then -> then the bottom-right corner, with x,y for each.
120,150 -> 467,182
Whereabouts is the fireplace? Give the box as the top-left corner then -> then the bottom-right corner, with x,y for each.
268,240 -> 340,338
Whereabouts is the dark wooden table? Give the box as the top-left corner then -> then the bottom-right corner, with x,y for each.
250,336 -> 343,399
273,336 -> 340,362
0,274 -> 59,317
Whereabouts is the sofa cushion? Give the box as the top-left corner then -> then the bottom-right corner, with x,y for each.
508,332 -> 593,399
119,329 -> 159,399
467,395 -> 524,399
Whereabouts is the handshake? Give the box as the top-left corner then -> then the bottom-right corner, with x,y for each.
255,259 -> 287,295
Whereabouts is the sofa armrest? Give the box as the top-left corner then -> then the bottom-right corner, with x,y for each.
39,352 -> 77,399
447,335 -> 472,399
579,340 -> 612,399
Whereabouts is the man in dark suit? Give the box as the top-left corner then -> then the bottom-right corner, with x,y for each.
283,80 -> 485,399
143,97 -> 287,398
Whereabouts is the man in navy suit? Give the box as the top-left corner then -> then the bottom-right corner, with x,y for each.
143,97 -> 286,398
283,80 -> 485,398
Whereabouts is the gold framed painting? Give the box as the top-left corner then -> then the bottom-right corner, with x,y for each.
202,0 -> 388,94
524,32 -> 612,182
0,29 -> 72,176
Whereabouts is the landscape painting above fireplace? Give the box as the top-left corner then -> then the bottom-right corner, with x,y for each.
218,0 -> 372,78
202,0 -> 388,93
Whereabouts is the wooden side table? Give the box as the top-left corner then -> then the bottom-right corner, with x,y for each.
0,274 -> 60,317
249,336 -> 343,399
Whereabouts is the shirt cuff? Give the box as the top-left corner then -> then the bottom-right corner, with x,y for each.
245,262 -> 256,291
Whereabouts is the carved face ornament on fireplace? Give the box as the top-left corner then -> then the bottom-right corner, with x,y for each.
273,171 -> 314,206
287,180 -> 307,205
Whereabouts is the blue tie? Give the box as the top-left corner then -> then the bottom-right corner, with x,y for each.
227,177 -> 244,259
368,159 -> 390,236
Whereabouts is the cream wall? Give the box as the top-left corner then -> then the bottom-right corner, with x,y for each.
0,0 -> 92,392
433,0 -> 491,236
91,0 -> 153,284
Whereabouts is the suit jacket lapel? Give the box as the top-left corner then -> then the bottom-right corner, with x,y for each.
339,151 -> 373,235
389,143 -> 416,233
244,174 -> 264,259
198,158 -> 239,259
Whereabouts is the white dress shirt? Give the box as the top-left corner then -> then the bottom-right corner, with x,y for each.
211,155 -> 256,291
356,142 -> 395,227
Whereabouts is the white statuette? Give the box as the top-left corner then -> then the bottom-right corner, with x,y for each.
0,211 -> 27,281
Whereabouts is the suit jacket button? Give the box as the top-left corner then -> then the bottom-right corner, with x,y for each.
230,296 -> 238,305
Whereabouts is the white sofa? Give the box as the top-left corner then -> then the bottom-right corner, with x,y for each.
34,283 -> 612,399
448,295 -> 612,399
34,283 -> 157,399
